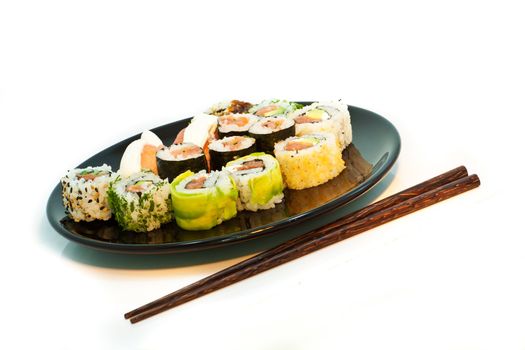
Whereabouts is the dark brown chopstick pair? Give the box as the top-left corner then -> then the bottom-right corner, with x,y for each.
125,166 -> 480,324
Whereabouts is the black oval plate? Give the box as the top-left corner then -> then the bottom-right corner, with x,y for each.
46,105 -> 401,253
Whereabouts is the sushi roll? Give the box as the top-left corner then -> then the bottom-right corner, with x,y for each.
289,101 -> 352,149
274,133 -> 345,190
170,170 -> 238,230
249,99 -> 303,117
156,143 -> 207,182
107,171 -> 172,232
208,135 -> 257,170
217,113 -> 259,138
207,100 -> 253,116
248,116 -> 295,154
119,130 -> 164,177
225,153 -> 284,212
61,165 -> 114,222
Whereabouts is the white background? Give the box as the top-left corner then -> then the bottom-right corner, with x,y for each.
1,1 -> 524,349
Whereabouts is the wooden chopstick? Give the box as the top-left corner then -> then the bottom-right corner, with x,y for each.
126,166 -> 478,323
125,166 -> 467,320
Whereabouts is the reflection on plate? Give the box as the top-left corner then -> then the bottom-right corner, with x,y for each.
47,105 -> 401,253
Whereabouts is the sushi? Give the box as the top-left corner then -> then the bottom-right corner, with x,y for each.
107,171 -> 172,232
225,153 -> 284,211
170,170 -> 238,230
249,99 -> 303,117
208,135 -> 257,170
61,164 -> 114,222
217,113 -> 259,138
156,143 -> 207,182
119,130 -> 164,177
181,114 -> 218,149
58,99 -> 357,233
249,116 -> 295,154
207,100 -> 253,116
289,101 -> 352,149
274,133 -> 345,190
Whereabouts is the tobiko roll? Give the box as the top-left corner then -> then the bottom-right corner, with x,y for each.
248,116 -> 295,154
61,164 -> 115,222
225,153 -> 284,211
156,143 -> 207,182
170,170 -> 238,230
274,133 -> 345,190
107,171 -> 172,232
208,135 -> 257,170
289,101 -> 352,149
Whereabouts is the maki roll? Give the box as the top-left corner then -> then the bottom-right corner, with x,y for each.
156,143 -> 207,182
107,171 -> 172,232
61,165 -> 114,222
207,100 -> 253,116
249,116 -> 295,154
274,133 -> 345,190
289,101 -> 352,150
249,99 -> 303,117
217,113 -> 259,138
225,153 -> 284,212
208,135 -> 257,170
170,170 -> 238,230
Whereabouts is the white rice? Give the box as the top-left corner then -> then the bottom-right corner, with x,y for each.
209,136 -> 256,152
289,100 -> 352,149
249,116 -> 294,135
156,143 -> 203,161
61,164 -> 114,222
218,114 -> 259,134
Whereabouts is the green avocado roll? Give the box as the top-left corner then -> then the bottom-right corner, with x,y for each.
170,170 -> 238,230
225,152 -> 284,212
107,171 -> 173,232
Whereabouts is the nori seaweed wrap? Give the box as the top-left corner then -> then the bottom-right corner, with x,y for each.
156,143 -> 207,182
248,116 -> 295,154
208,136 -> 257,170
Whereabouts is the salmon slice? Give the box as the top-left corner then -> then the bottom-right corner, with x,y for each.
203,140 -> 211,171
262,119 -> 283,129
219,115 -> 249,127
222,136 -> 244,150
255,105 -> 278,116
237,160 -> 264,171
173,128 -> 186,144
77,173 -> 97,181
141,144 -> 159,174
126,184 -> 145,193
284,140 -> 314,151
294,115 -> 320,124
185,176 -> 207,189
170,145 -> 202,158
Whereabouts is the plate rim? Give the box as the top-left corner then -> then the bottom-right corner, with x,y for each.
46,104 -> 401,254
